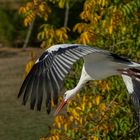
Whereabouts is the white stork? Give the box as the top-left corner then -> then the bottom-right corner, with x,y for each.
18,44 -> 140,123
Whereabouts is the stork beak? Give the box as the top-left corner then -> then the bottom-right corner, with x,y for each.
54,99 -> 67,116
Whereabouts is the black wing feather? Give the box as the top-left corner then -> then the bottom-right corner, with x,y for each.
36,61 -> 47,111
22,72 -> 35,105
18,65 -> 37,98
133,79 -> 140,99
110,53 -> 132,64
30,62 -> 43,109
131,79 -> 140,120
46,69 -> 52,113
36,72 -> 44,111
30,74 -> 39,110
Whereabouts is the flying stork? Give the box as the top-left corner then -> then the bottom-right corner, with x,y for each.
18,44 -> 140,123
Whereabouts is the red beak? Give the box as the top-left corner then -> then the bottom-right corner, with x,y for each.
54,99 -> 67,116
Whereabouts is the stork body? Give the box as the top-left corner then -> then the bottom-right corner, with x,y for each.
18,44 -> 140,123
84,53 -> 119,80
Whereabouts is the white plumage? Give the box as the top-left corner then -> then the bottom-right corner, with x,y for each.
18,44 -> 140,123
122,75 -> 134,94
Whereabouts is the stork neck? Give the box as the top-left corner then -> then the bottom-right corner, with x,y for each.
70,65 -> 92,97
72,79 -> 86,94
70,76 -> 90,97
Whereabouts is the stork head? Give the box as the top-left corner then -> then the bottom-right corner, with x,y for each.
54,90 -> 74,116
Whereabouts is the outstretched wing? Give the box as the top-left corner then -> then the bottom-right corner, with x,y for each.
18,44 -> 102,113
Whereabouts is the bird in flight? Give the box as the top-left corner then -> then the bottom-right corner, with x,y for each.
18,44 -> 140,123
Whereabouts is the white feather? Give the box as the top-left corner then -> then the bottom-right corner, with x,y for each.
47,44 -> 80,53
122,75 -> 134,94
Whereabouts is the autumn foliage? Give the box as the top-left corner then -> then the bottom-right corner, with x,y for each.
19,0 -> 140,139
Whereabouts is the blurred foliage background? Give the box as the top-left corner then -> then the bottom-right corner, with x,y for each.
1,0 -> 140,139
0,0 -> 25,46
